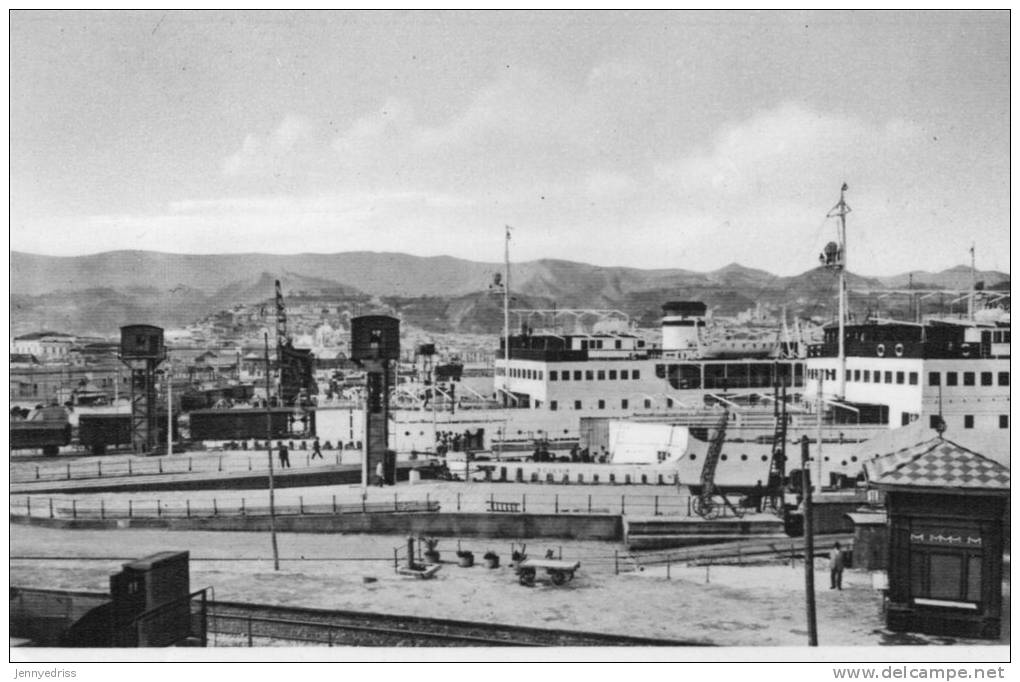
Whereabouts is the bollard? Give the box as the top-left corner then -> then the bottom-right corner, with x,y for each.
248,458 -> 252,471
393,547 -> 399,573
218,456 -> 223,472
128,460 -> 132,475
621,495 -> 626,515
593,474 -> 599,484
559,545 -> 563,560
332,495 -> 337,514
328,630 -> 333,647
654,495 -> 659,516
98,461 -> 102,477
187,500 -> 191,518
213,498 -> 218,516
158,459 -> 163,474
706,562 -> 711,584
300,496 -> 304,515
522,494 -> 526,513
71,499 -> 77,518
241,498 -> 246,515
66,463 -> 71,480
100,499 -> 105,520
490,492 -> 495,511
425,492 -> 430,510
362,496 -> 367,513
189,458 -> 193,472
614,550 -> 619,575
624,474 -> 630,485
49,498 -> 54,519
687,497 -> 692,516
128,500 -> 133,518
157,500 -> 162,517
26,497 -> 31,518
457,493 -> 461,512
588,494 -> 592,514
667,557 -> 671,580
395,493 -> 399,512
35,466 -> 39,480
555,494 -> 559,514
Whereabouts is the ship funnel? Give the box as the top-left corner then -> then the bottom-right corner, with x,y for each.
661,301 -> 706,351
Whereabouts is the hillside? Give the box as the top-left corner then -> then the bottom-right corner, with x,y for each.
9,250 -> 1009,337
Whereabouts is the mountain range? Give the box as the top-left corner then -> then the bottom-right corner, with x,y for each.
9,251 -> 1009,337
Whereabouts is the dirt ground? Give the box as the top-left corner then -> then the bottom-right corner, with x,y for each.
9,523 -> 1008,649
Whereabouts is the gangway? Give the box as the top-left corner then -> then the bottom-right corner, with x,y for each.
691,409 -> 744,520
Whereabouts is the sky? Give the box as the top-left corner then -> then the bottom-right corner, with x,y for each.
9,10 -> 1011,276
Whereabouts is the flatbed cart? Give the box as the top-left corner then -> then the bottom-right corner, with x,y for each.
515,558 -> 581,586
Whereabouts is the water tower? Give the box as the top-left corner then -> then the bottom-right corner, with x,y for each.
120,325 -> 166,454
350,315 -> 400,486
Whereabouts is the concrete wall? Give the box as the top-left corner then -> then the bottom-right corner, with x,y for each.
11,512 -> 623,541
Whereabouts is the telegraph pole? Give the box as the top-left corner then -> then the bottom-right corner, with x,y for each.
264,332 -> 280,571
801,436 -> 818,646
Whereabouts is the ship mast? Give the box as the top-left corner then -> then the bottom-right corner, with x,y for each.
826,183 -> 851,399
969,243 -> 976,321
504,225 -> 512,407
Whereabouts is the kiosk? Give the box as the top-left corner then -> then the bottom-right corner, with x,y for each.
865,436 -> 1009,639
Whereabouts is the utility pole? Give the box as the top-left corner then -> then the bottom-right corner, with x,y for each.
166,362 -> 173,457
264,332 -> 280,571
801,436 -> 818,646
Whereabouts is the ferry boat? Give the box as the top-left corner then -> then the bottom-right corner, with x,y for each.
316,185 -> 1009,486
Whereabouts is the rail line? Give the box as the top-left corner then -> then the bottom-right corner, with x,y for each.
207,600 -> 704,647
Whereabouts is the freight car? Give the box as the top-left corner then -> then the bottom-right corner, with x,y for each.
77,413 -> 133,455
187,408 -> 315,442
10,405 -> 72,456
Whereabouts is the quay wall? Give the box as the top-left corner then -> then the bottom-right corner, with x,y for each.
10,512 -> 624,541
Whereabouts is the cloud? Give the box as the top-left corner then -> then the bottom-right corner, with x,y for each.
654,103 -> 924,204
222,114 -> 315,177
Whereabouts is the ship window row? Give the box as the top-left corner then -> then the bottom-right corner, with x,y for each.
928,371 -> 1008,387
931,414 -> 1009,429
550,397 -> 666,411
509,368 -> 544,380
548,369 -> 641,382
842,369 -> 919,385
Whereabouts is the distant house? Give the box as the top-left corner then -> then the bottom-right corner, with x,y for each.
11,331 -> 76,360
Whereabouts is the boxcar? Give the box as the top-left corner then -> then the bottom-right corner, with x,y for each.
188,408 -> 315,441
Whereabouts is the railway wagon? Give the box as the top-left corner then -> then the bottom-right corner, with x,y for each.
78,413 -> 133,455
188,408 -> 315,442
10,405 -> 72,456
10,421 -> 72,456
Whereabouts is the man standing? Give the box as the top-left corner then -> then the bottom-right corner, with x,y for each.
311,437 -> 322,460
829,542 -> 845,590
277,441 -> 290,469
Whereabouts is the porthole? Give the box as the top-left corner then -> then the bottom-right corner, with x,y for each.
689,454 -> 697,461
761,455 -> 768,462
720,454 -> 728,461
740,454 -> 748,461
404,431 -> 410,436
851,456 -> 857,463
841,461 -> 847,466
824,457 -> 830,462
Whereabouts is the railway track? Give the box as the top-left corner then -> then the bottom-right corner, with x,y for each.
207,600 -> 704,647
